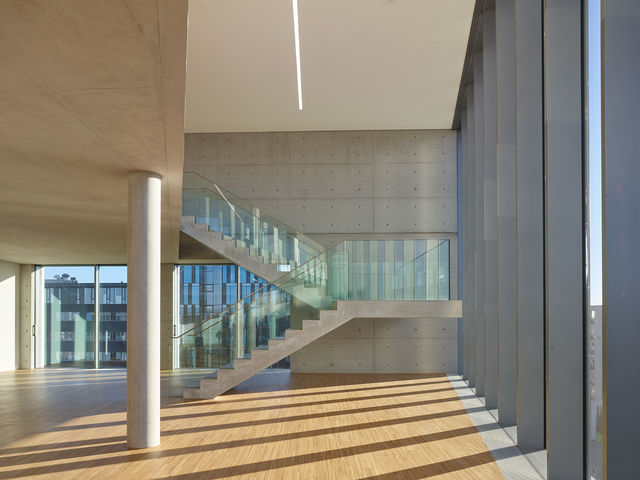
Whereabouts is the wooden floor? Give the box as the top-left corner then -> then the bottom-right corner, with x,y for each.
0,369 -> 505,479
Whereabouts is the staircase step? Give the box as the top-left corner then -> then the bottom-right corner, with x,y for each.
183,387 -> 204,400
302,319 -> 321,330
285,329 -> 302,339
268,337 -> 286,348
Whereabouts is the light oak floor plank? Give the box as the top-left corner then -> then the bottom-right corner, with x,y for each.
0,369 -> 505,479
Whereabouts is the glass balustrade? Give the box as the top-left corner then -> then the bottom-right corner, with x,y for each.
175,239 -> 450,371
182,172 -> 325,267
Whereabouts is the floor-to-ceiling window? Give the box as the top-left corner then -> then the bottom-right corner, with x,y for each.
43,265 -> 127,369
585,0 -> 603,477
44,266 -> 95,368
98,266 -> 128,368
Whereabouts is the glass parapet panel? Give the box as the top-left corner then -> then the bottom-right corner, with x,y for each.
182,172 -> 325,267
175,239 -> 450,372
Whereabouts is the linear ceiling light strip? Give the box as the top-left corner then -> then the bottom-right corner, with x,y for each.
292,0 -> 303,110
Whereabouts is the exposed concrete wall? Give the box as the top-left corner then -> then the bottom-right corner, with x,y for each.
0,260 -> 20,371
184,130 -> 458,235
291,317 -> 458,374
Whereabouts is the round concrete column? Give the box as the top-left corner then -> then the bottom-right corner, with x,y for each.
127,171 -> 162,449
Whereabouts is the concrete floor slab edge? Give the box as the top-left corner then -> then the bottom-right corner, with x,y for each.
447,374 -> 546,480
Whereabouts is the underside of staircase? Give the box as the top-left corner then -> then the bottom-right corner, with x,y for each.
183,300 -> 461,400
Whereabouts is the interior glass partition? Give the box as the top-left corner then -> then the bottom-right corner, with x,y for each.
44,266 -> 95,367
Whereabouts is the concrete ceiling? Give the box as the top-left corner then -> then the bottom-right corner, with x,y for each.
185,0 -> 475,133
0,0 -> 188,264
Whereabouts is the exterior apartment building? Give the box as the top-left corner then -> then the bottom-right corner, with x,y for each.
0,1 -> 638,479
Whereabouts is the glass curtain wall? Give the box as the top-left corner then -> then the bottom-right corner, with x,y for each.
44,266 -> 95,367
585,0 -> 603,477
178,265 -> 290,369
43,265 -> 127,369
178,264 -> 238,368
240,268 -> 291,368
98,266 -> 128,367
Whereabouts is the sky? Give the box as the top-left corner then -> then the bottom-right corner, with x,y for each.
588,0 -> 603,306
44,266 -> 127,284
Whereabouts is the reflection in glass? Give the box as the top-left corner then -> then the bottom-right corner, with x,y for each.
99,266 -> 128,368
241,268 -> 290,368
44,266 -> 95,368
178,265 -> 238,368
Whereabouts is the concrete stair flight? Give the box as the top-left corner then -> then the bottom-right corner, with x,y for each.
181,216 -> 286,283
181,172 -> 325,278
183,300 -> 461,400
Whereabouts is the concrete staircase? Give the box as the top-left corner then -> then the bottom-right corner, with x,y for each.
180,213 -> 462,401
183,300 -> 461,400
181,216 -> 286,283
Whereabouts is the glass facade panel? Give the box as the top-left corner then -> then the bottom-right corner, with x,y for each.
586,0 -> 603,477
241,268 -> 290,369
99,266 -> 128,368
178,264 -> 238,368
44,266 -> 95,368
177,265 -> 291,369
43,265 -> 128,369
